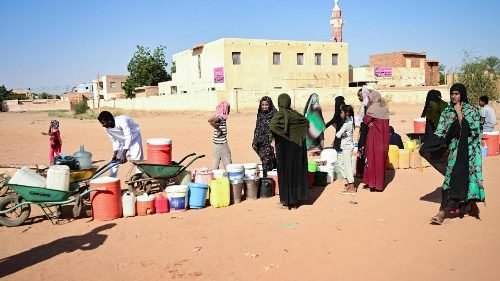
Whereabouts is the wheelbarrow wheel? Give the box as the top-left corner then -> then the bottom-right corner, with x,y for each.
0,195 -> 31,227
0,178 -> 9,197
127,173 -> 153,196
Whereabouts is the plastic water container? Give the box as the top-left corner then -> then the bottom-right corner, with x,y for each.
267,170 -> 279,195
194,168 -> 213,184
481,145 -> 488,158
387,145 -> 400,170
409,150 -> 422,169
8,167 -> 47,188
320,149 -> 337,165
46,165 -> 70,191
399,149 -> 410,169
258,177 -> 274,198
90,177 -> 122,220
482,131 -> 499,156
122,191 -> 136,218
165,185 -> 189,212
403,140 -> 417,152
230,182 -> 244,203
209,177 -> 230,208
245,180 -> 258,200
188,182 -> 208,208
308,162 -> 318,172
243,163 -> 258,180
136,193 -> 155,216
413,118 -> 426,134
212,169 -> 227,179
73,145 -> 93,169
155,193 -> 169,213
318,165 -> 334,183
147,138 -> 172,165
226,164 -> 244,184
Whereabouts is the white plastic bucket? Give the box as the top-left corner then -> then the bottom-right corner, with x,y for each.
226,164 -> 244,184
46,165 -> 70,191
165,185 -> 189,212
243,163 -> 258,180
212,169 -> 227,179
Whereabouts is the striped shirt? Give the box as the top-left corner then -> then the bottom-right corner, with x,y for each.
213,117 -> 228,144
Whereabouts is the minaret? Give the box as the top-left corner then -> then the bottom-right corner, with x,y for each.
330,0 -> 343,42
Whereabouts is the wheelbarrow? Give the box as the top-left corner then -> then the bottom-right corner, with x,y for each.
126,153 -> 205,196
0,161 -> 118,227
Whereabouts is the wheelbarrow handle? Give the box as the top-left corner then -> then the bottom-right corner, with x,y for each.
176,153 -> 196,165
177,154 -> 205,176
91,160 -> 119,180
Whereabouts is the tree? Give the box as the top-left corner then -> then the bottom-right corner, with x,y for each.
483,56 -> 500,75
439,65 -> 446,85
0,85 -> 13,104
458,52 -> 499,103
123,45 -> 172,98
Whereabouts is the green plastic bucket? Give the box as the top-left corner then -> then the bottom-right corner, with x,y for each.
307,162 -> 318,172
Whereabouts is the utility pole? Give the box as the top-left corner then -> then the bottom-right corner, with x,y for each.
96,73 -> 100,109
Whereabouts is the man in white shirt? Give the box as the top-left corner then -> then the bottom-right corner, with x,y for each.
479,96 -> 497,132
98,111 -> 144,177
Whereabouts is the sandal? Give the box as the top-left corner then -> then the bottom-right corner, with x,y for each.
430,216 -> 444,225
340,189 -> 356,195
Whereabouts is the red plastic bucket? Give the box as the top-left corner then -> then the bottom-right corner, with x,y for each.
413,118 -> 426,134
482,131 -> 499,156
307,172 -> 315,189
147,138 -> 172,165
90,177 -> 122,221
155,193 -> 169,213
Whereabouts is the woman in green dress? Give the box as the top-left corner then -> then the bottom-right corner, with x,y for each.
421,83 -> 485,225
303,93 -> 326,150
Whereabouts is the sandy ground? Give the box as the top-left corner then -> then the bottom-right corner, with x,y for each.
0,103 -> 499,281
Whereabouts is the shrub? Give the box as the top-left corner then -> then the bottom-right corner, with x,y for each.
73,100 -> 90,115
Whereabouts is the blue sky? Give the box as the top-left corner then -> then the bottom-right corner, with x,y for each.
1,0 -> 498,93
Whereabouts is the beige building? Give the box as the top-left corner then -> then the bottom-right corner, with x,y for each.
92,75 -> 128,100
159,38 -> 349,95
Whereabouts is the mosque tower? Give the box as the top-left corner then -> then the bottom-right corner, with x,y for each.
330,0 -> 343,42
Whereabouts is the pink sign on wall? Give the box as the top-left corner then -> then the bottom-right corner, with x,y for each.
214,67 -> 224,83
374,67 -> 393,77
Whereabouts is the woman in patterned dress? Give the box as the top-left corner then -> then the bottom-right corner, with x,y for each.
421,83 -> 485,225
252,96 -> 277,173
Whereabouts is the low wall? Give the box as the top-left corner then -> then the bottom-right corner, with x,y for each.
1,99 -> 71,112
89,86 -> 451,112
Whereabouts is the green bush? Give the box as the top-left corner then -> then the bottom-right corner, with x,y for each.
73,100 -> 90,115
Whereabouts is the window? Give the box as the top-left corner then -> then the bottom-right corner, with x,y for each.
110,82 -> 116,88
121,82 -> 125,88
315,53 -> 322,65
232,52 -> 241,65
297,53 -> 304,65
332,54 -> 339,65
273,52 -> 281,65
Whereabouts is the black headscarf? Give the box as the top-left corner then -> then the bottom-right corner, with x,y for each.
421,89 -> 443,117
269,94 -> 309,146
450,83 -> 469,104
331,96 -> 346,150
252,96 -> 277,150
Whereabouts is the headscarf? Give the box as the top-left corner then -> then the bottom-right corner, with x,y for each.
252,96 -> 277,149
50,120 -> 59,129
366,91 -> 390,120
216,101 -> 230,120
421,89 -> 443,117
304,93 -> 326,149
268,94 -> 309,146
450,83 -> 469,104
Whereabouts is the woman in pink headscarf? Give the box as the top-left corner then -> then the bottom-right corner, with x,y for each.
208,101 -> 232,169
362,91 -> 390,192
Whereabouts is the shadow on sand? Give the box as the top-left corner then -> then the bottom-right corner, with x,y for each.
0,223 -> 116,278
